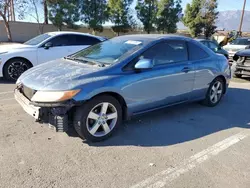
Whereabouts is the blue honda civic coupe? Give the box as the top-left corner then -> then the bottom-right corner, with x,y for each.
15,35 -> 231,142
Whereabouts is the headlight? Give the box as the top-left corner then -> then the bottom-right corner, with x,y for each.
31,89 -> 80,102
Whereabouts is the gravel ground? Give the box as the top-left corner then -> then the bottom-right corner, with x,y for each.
0,78 -> 250,188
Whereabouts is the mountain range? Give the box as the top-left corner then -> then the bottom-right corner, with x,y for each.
178,10 -> 250,32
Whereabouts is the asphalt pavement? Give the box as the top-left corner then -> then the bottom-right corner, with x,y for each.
0,77 -> 250,188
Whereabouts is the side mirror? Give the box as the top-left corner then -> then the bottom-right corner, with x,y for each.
134,59 -> 154,70
44,42 -> 53,49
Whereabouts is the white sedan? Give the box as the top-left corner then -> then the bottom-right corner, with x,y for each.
0,31 -> 106,81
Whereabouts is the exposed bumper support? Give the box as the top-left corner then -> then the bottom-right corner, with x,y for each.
14,88 -> 75,132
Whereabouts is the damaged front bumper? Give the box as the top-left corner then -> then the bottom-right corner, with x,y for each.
235,65 -> 250,76
14,88 -> 79,132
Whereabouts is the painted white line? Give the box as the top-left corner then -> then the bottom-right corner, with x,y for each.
0,97 -> 15,101
0,91 -> 13,95
131,132 -> 248,188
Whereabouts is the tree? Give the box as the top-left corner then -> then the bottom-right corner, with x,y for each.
28,0 -> 44,34
80,0 -> 109,34
157,0 -> 182,33
182,0 -> 204,37
48,0 -> 80,31
108,0 -> 133,36
136,0 -> 158,34
202,0 -> 218,38
43,0 -> 48,24
0,0 -> 27,41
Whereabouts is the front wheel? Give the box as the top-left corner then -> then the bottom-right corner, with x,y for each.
73,95 -> 122,142
202,77 -> 225,107
3,58 -> 32,81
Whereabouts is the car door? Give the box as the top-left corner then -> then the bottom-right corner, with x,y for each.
187,41 -> 214,99
122,40 -> 195,113
37,35 -> 74,65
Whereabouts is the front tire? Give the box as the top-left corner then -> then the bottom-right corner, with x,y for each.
73,95 -> 122,142
202,77 -> 225,107
3,58 -> 32,81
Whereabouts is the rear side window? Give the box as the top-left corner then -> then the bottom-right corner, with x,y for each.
208,42 -> 218,49
188,42 -> 209,60
73,35 -> 101,45
201,41 -> 209,47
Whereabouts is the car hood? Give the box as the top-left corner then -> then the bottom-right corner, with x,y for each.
235,49 -> 250,56
0,44 -> 34,53
18,58 -> 106,91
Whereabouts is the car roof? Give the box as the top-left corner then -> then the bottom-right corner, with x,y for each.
46,31 -> 106,40
237,37 -> 250,39
114,34 -> 190,42
195,39 -> 212,42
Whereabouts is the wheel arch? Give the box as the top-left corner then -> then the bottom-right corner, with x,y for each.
3,57 -> 33,77
90,92 -> 128,121
215,75 -> 227,94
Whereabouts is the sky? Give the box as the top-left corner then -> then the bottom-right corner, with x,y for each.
23,0 -> 250,23
181,0 -> 250,11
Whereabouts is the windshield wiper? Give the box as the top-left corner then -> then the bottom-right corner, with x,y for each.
65,56 -> 90,63
65,56 -> 111,67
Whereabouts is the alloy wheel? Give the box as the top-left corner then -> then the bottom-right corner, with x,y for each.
210,81 -> 223,104
86,102 -> 118,137
8,61 -> 29,80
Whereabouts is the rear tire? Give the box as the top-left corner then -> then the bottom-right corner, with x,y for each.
202,77 -> 225,107
3,58 -> 32,81
73,95 -> 122,142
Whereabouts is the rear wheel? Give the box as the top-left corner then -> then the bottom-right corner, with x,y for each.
3,58 -> 32,81
73,95 -> 122,142
202,77 -> 225,107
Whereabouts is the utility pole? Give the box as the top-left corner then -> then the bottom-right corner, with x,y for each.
239,0 -> 246,36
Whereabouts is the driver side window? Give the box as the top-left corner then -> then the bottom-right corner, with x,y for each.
44,35 -> 71,47
140,40 -> 188,66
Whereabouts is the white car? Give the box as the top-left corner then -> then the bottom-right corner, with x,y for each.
223,37 -> 250,59
0,31 -> 106,81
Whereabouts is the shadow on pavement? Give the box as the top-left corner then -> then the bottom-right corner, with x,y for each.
0,77 -> 15,84
79,87 -> 250,147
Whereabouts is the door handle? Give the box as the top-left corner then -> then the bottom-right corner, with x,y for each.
181,67 -> 191,73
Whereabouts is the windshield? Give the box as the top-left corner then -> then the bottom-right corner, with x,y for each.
71,37 -> 145,64
231,38 -> 250,45
24,33 -> 52,45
